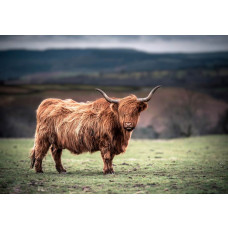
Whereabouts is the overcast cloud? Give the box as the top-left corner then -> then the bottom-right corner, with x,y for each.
0,35 -> 228,53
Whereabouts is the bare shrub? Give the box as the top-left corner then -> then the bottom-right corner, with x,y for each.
159,89 -> 211,138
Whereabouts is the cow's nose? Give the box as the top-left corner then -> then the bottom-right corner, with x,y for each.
124,122 -> 135,131
125,122 -> 133,127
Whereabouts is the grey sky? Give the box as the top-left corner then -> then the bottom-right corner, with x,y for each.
0,35 -> 228,53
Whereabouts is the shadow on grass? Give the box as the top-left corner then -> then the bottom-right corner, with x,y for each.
36,170 -> 104,177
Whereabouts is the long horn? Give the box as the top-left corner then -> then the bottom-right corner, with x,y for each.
95,88 -> 119,104
137,85 -> 161,102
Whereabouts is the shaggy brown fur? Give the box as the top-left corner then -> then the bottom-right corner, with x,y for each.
30,94 -> 149,174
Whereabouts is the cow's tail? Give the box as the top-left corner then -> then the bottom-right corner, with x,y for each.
30,147 -> 36,169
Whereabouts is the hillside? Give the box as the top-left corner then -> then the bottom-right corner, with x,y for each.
1,49 -> 228,81
0,85 -> 227,138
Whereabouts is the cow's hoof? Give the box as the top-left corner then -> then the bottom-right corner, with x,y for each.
59,171 -> 67,174
36,170 -> 44,173
109,169 -> 115,174
104,170 -> 115,175
58,169 -> 67,174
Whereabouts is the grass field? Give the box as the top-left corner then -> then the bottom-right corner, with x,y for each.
0,135 -> 228,194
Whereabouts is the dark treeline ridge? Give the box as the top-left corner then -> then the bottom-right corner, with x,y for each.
1,48 -> 228,80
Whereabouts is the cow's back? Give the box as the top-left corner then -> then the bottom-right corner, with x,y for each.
37,98 -> 66,120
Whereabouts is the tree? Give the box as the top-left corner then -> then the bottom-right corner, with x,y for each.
161,89 -> 210,138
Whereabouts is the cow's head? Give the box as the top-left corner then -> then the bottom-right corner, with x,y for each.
96,86 -> 161,132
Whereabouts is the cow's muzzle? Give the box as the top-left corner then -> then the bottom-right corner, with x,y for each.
124,122 -> 135,131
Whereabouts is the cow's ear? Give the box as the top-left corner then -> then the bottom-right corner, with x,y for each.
138,102 -> 148,112
110,103 -> 119,114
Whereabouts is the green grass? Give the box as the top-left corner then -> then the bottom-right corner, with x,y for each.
0,135 -> 228,194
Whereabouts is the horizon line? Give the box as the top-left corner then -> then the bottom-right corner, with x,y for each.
1,47 -> 228,55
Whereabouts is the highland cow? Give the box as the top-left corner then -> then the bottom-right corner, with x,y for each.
30,86 -> 161,174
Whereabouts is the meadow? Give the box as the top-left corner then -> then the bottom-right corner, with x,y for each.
0,135 -> 227,194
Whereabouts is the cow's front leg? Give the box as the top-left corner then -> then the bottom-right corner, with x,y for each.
108,154 -> 115,174
101,150 -> 115,175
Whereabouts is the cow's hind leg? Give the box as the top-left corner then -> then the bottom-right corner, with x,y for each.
30,148 -> 36,169
51,145 -> 66,173
34,138 -> 50,173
